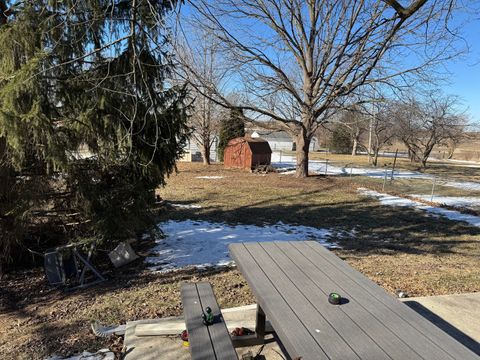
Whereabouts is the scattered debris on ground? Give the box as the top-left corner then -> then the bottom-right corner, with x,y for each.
46,349 -> 115,360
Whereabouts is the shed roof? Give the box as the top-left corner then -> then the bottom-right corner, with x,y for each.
246,138 -> 272,154
227,137 -> 272,154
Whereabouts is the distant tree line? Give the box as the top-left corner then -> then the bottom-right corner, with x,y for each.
324,93 -> 468,168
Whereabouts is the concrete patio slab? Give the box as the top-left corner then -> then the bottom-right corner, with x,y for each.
402,292 -> 480,355
123,305 -> 285,360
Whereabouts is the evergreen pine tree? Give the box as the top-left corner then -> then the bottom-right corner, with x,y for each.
0,0 -> 188,272
330,123 -> 353,154
217,108 -> 245,161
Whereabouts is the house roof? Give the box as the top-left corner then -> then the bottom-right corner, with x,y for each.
251,130 -> 293,142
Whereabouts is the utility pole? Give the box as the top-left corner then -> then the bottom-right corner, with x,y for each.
368,117 -> 373,164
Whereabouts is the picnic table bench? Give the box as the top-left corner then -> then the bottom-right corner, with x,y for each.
181,282 -> 238,360
229,241 -> 479,360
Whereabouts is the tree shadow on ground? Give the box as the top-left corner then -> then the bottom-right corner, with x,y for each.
0,263 -> 235,358
163,188 -> 480,257
2,176 -> 480,358
403,300 -> 480,355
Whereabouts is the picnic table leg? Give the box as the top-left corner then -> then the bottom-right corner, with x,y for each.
232,304 -> 266,348
255,305 -> 266,339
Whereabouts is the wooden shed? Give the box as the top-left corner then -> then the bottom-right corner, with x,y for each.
223,137 -> 272,170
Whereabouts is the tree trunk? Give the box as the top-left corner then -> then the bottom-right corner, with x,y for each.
421,144 -> 435,169
352,137 -> 358,156
421,158 -> 427,169
447,143 -> 456,159
373,148 -> 379,166
295,130 -> 310,178
351,127 -> 361,156
201,143 -> 211,165
421,152 -> 431,169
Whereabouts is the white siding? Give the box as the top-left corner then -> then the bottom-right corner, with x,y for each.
184,137 -> 219,162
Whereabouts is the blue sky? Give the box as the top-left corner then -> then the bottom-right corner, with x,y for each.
443,16 -> 480,124
181,2 -> 480,125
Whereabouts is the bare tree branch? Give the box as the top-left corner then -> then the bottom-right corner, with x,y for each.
184,0 -> 463,177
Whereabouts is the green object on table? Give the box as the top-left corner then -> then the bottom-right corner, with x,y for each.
202,306 -> 214,325
328,292 -> 342,305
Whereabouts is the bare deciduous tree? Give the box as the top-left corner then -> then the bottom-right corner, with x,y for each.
370,103 -> 397,166
338,108 -> 369,156
185,0 -> 462,177
176,30 -> 226,165
395,94 -> 467,168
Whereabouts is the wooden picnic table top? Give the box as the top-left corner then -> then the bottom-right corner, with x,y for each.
229,241 -> 478,360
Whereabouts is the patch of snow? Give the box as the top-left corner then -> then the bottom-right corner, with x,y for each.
146,220 -> 338,272
271,153 -> 426,178
332,228 -> 358,239
279,170 -> 297,175
410,195 -> 480,209
170,203 -> 202,209
356,151 -> 408,158
443,180 -> 480,192
271,153 -> 480,192
358,188 -> 480,228
195,176 -> 224,179
45,349 -> 114,360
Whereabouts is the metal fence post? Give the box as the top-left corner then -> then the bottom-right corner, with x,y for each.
390,149 -> 398,181
431,175 -> 437,202
325,158 -> 329,175
382,166 -> 388,191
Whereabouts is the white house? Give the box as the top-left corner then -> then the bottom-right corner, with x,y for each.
182,137 -> 219,162
250,130 -> 318,152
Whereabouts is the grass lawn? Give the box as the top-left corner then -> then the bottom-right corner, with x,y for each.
0,162 -> 479,359
161,163 -> 480,298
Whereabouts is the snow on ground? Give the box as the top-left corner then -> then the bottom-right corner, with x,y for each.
442,180 -> 480,192
169,203 -> 202,209
271,152 -> 480,192
272,152 -> 430,178
358,188 -> 480,228
195,176 -> 224,179
410,195 -> 480,210
146,220 -> 338,272
46,350 -> 114,360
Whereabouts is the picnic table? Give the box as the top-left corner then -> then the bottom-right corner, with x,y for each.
229,241 -> 478,360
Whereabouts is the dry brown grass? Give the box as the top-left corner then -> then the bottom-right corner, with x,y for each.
0,266 -> 254,360
160,163 -> 480,298
1,162 -> 479,359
